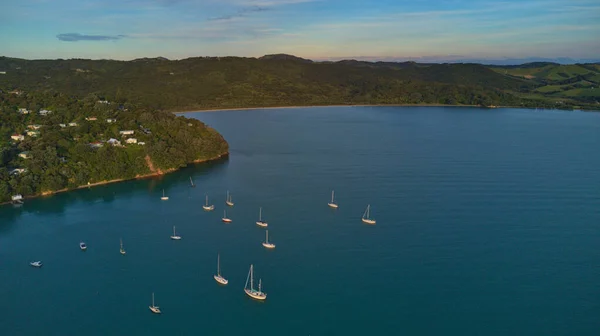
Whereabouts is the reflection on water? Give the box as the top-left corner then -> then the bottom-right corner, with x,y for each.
0,157 -> 229,233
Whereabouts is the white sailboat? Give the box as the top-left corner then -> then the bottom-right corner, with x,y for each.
80,241 -> 87,251
256,207 -> 268,227
213,254 -> 229,285
222,210 -> 232,223
327,190 -> 338,208
149,292 -> 161,314
244,264 -> 267,300
202,195 -> 214,211
225,190 -> 234,207
160,189 -> 169,201
262,230 -> 275,249
170,226 -> 182,240
30,261 -> 43,268
120,238 -> 126,255
361,204 -> 376,224
190,176 -> 195,188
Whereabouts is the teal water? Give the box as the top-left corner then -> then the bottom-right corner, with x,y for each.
1,106 -> 599,335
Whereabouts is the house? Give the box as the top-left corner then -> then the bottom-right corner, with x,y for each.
85,116 -> 97,121
106,118 -> 117,123
18,108 -> 30,114
138,141 -> 146,146
0,71 -> 6,75
11,134 -> 25,141
59,123 -> 67,128
107,138 -> 121,146
18,152 -> 31,159
26,130 -> 40,137
27,124 -> 42,130
10,90 -> 23,95
119,130 -> 134,135
89,142 -> 104,148
125,138 -> 137,144
39,109 -> 52,116
9,168 -> 27,175
68,122 -> 78,127
97,100 -> 109,104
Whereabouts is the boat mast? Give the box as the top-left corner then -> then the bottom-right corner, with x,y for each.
259,207 -> 262,221
152,292 -> 155,307
205,195 -> 208,206
217,254 -> 220,276
265,230 -> 269,243
259,279 -> 262,293
245,265 -> 251,290
250,265 -> 254,290
331,190 -> 334,203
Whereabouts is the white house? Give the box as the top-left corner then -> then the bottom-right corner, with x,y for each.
39,109 -> 52,116
11,134 -> 25,141
59,123 -> 67,128
26,130 -> 40,137
119,130 -> 134,135
107,138 -> 121,146
89,142 -> 104,148
18,152 -> 31,159
18,108 -> 30,114
0,71 -> 6,75
27,124 -> 42,130
126,138 -> 138,144
85,116 -> 97,121
68,122 -> 78,127
97,100 -> 109,104
137,141 -> 146,145
106,118 -> 117,123
9,168 -> 27,175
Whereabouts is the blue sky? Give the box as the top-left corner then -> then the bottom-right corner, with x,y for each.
2,0 -> 599,61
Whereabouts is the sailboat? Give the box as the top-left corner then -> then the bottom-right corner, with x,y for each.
189,176 -> 195,188
256,207 -> 268,227
202,195 -> 214,211
244,264 -> 267,300
120,238 -> 126,255
262,230 -> 276,249
221,210 -> 232,223
80,241 -> 87,251
213,254 -> 229,285
225,190 -> 234,207
160,189 -> 169,201
327,190 -> 338,208
30,261 -> 43,268
149,292 -> 161,314
361,204 -> 376,224
170,226 -> 182,240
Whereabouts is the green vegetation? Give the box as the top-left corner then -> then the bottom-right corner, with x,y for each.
0,90 -> 228,203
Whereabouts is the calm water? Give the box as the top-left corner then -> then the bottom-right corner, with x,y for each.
1,106 -> 599,335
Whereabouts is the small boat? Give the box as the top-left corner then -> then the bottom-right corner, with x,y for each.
256,207 -> 268,227
160,189 -> 169,201
80,242 -> 87,250
361,204 -> 376,225
202,195 -> 214,211
327,190 -> 338,208
30,261 -> 42,268
189,176 -> 195,188
222,210 -> 232,223
213,253 -> 228,285
225,190 -> 234,207
170,226 -> 181,240
120,238 -> 126,255
262,230 -> 275,249
11,194 -> 24,205
149,292 -> 161,314
244,264 -> 266,301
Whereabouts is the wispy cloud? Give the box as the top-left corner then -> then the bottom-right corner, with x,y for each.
56,33 -> 127,42
207,5 -> 268,21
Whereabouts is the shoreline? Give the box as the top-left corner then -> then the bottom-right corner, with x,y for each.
1,153 -> 228,206
173,103 -> 483,113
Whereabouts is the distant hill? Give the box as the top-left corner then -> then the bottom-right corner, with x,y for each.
0,55 -> 597,111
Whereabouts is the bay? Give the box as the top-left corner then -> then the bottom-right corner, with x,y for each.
1,106 -> 599,335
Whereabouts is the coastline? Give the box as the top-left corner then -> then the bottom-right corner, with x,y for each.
1,153 -> 228,206
172,103 -> 483,113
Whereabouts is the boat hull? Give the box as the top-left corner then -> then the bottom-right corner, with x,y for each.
120,250 -> 126,255
262,242 -> 276,249
203,205 -> 214,211
361,218 -> 376,225
149,306 -> 161,314
328,203 -> 338,208
170,236 -> 182,240
244,288 -> 267,300
161,197 -> 169,201
214,275 -> 229,285
30,262 -> 42,268
256,221 -> 268,227
222,218 -> 232,223
226,201 -> 234,207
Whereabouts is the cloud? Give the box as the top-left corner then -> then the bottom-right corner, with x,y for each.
207,5 -> 268,21
56,33 -> 127,42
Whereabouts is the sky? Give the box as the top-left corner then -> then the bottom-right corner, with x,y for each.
1,0 -> 600,62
